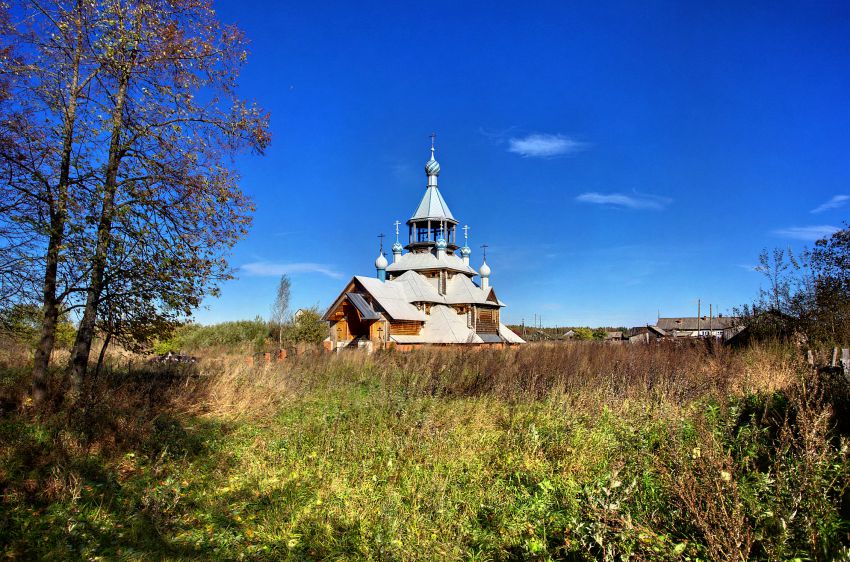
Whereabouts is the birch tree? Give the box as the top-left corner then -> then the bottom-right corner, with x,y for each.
65,0 -> 269,394
0,0 -> 268,401
0,0 -> 100,402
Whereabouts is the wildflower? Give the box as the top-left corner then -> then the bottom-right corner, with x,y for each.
691,447 -> 701,459
720,470 -> 731,482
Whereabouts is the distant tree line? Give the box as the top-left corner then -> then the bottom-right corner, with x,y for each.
0,0 -> 269,403
152,307 -> 327,354
741,224 -> 850,346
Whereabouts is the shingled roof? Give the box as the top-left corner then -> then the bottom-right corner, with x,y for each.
656,316 -> 742,331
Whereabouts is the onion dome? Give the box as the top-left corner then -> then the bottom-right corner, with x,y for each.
392,241 -> 403,253
479,260 -> 491,277
460,245 -> 471,257
425,147 -> 441,176
435,236 -> 447,250
375,252 -> 388,269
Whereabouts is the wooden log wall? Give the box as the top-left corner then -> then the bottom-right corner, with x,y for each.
476,308 -> 499,334
390,321 -> 422,336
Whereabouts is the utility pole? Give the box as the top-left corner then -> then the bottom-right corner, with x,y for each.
697,299 -> 701,338
709,303 -> 713,337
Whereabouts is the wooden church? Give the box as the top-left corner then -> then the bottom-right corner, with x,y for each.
322,140 -> 525,350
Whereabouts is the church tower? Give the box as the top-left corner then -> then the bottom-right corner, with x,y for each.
405,135 -> 459,253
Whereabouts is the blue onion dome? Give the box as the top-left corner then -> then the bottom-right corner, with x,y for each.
375,252 -> 388,269
436,236 -> 447,250
460,245 -> 471,257
425,154 -> 441,176
392,241 -> 403,253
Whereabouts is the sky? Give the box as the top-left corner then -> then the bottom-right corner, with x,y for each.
196,0 -> 850,328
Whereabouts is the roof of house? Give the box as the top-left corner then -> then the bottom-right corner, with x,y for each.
656,316 -> 742,331
646,325 -> 667,336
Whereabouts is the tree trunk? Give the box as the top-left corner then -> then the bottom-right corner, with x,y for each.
32,230 -> 61,402
66,62 -> 131,398
95,331 -> 112,378
32,6 -> 84,403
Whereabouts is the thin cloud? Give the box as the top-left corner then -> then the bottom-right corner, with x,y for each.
811,195 -> 850,214
772,225 -> 839,241
575,191 -> 672,210
241,261 -> 344,279
507,133 -> 587,158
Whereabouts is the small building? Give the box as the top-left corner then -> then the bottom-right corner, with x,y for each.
651,316 -> 744,340
322,140 -> 525,350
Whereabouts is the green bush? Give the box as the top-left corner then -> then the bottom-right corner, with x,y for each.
158,317 -> 271,352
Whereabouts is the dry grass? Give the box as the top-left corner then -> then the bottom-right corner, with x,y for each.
175,341 -> 794,419
1,341 -> 848,560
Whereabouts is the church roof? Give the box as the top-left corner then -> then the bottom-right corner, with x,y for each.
345,292 -> 381,320
445,274 -> 500,305
386,250 -> 477,275
410,185 -> 455,222
393,270 -> 443,302
353,276 -> 427,321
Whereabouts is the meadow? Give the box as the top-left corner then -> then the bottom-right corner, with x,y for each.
1,342 -> 849,560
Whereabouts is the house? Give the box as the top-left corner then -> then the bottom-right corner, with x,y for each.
322,140 -> 525,351
625,326 -> 653,344
650,316 -> 744,340
605,331 -> 624,342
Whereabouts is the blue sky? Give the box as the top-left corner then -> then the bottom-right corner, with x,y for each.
198,0 -> 850,328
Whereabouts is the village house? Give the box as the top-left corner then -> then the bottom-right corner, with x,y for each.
649,316 -> 744,340
322,140 -> 525,351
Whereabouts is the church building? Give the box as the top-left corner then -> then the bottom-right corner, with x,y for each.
322,140 -> 525,350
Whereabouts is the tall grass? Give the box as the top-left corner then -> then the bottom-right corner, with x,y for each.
1,342 -> 848,560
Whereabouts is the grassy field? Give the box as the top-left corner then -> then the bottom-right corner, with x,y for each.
1,342 -> 849,560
